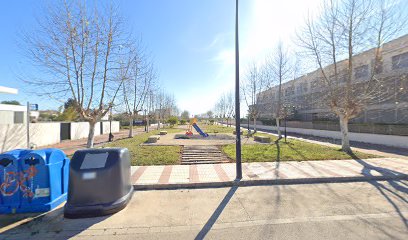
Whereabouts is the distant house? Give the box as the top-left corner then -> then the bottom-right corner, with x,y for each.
0,104 -> 40,124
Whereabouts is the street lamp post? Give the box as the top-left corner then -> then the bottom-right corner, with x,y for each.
144,109 -> 147,132
247,113 -> 250,137
284,113 -> 287,142
283,105 -> 287,142
108,106 -> 114,142
235,0 -> 242,180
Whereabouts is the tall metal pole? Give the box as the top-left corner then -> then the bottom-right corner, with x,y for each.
108,106 -> 113,142
26,102 -> 30,148
235,0 -> 242,180
144,109 -> 147,132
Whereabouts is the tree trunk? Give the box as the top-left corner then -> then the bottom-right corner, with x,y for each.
339,116 -> 352,153
276,118 -> 281,139
86,121 -> 96,148
128,117 -> 133,138
253,117 -> 257,133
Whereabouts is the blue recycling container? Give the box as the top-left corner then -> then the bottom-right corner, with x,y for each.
0,149 -> 31,214
18,148 -> 69,213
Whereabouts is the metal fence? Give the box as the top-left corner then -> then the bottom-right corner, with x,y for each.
285,121 -> 408,136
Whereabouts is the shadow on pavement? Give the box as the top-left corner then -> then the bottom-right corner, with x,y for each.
347,152 -> 408,230
195,185 -> 239,240
0,206 -> 110,239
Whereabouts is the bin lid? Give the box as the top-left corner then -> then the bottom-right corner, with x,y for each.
0,149 -> 32,161
22,148 -> 67,165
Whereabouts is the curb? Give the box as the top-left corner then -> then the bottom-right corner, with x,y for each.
133,173 -> 408,190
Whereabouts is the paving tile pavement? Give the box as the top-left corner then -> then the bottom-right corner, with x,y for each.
131,158 -> 408,189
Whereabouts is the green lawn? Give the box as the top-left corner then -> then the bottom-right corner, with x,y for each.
201,124 -> 234,133
104,128 -> 182,165
201,124 -> 251,135
104,125 -> 378,165
222,139 -> 378,162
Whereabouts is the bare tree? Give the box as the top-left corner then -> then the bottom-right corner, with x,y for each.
242,63 -> 267,132
265,42 -> 292,139
214,94 -> 227,125
181,110 -> 190,120
206,110 -> 214,119
225,91 -> 235,127
154,91 -> 177,129
298,0 -> 407,152
122,47 -> 155,137
22,1 -> 137,147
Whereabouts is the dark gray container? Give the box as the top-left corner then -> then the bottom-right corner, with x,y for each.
64,148 -> 133,218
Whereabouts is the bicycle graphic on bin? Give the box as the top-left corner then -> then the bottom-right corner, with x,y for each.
0,157 -> 38,199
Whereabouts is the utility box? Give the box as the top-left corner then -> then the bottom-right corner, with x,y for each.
0,148 -> 69,214
64,148 -> 133,218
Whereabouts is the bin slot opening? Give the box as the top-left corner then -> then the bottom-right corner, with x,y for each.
0,158 -> 13,167
25,157 -> 40,165
80,152 -> 109,170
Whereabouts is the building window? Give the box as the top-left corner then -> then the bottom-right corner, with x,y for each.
303,83 -> 308,93
14,111 -> 25,124
354,65 -> 369,79
296,85 -> 302,94
392,52 -> 408,70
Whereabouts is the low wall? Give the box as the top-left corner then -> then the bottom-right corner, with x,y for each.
246,124 -> 408,149
70,122 -> 103,140
0,123 -> 60,152
101,121 -> 120,134
0,121 -> 120,153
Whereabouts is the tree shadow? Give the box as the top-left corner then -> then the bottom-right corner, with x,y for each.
273,141 -> 283,205
347,152 -> 408,229
195,185 -> 239,240
285,141 -> 308,161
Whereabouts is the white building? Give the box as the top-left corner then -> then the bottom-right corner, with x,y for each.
0,86 -> 39,124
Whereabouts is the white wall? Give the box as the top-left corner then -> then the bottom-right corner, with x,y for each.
1,121 -> 121,153
0,111 -> 15,124
101,121 -> 120,134
70,122 -> 97,140
0,123 -> 60,152
246,124 -> 408,149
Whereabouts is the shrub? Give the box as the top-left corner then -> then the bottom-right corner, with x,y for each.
167,116 -> 178,126
209,119 -> 215,125
180,119 -> 187,125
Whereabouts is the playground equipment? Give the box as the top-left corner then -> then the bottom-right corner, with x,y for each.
186,118 -> 209,137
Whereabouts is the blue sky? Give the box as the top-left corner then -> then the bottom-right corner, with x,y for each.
0,0 -> 322,115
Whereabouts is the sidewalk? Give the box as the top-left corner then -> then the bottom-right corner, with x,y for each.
44,128 -> 144,155
130,157 -> 408,189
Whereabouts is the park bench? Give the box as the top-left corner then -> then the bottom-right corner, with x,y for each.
254,135 -> 271,143
147,135 -> 160,143
159,131 -> 168,135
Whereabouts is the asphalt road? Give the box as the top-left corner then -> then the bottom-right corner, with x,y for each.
1,181 -> 407,240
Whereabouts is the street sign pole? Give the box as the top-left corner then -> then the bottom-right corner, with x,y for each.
235,0 -> 242,180
26,102 -> 30,148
